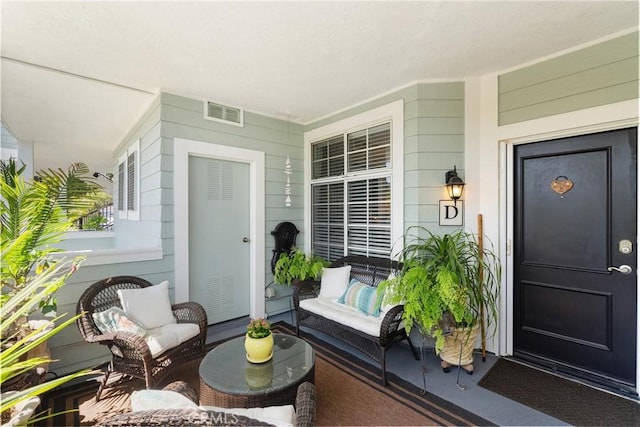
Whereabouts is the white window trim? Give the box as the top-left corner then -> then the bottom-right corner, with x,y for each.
117,139 -> 140,221
304,100 -> 404,257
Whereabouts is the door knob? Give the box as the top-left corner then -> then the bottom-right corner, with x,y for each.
607,265 -> 633,274
242,237 -> 249,243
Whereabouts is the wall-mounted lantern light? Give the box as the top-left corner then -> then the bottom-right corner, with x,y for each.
445,166 -> 465,204
93,171 -> 114,182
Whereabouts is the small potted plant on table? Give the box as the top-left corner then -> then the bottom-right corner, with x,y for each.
245,318 -> 273,363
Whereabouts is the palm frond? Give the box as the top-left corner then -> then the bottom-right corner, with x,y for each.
1,159 -> 98,283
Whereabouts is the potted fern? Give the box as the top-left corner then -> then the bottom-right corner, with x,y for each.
273,247 -> 328,286
379,227 -> 501,374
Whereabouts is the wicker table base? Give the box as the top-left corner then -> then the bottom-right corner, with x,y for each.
199,334 -> 315,408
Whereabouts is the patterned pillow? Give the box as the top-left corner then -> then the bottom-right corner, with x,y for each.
338,279 -> 384,317
92,306 -> 147,336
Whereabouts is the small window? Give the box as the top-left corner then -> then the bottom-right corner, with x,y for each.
117,139 -> 140,220
312,135 -> 344,179
347,123 -> 391,172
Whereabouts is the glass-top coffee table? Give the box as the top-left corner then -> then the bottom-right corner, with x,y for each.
199,333 -> 315,408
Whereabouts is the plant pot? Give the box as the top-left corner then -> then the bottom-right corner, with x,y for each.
244,333 -> 274,363
25,320 -> 53,375
0,393 -> 40,427
440,323 -> 480,374
2,320 -> 54,393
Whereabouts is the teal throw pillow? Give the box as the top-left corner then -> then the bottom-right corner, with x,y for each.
338,278 -> 384,317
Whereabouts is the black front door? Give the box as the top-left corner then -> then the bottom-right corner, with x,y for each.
514,127 -> 637,394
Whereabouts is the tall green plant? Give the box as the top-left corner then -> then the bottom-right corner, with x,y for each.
0,159 -> 100,315
380,227 -> 501,352
1,235 -> 91,424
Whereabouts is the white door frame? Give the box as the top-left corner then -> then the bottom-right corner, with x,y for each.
174,138 -> 265,319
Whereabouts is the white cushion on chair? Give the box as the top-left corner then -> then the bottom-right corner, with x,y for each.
117,281 -> 177,329
131,390 -> 295,426
131,389 -> 199,411
144,323 -> 200,358
202,404 -> 295,427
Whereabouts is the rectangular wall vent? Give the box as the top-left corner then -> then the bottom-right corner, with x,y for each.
204,100 -> 244,127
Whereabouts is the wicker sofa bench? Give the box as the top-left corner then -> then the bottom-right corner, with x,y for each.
293,255 -> 419,385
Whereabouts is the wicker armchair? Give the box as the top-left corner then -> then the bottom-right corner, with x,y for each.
98,381 -> 317,427
76,276 -> 208,401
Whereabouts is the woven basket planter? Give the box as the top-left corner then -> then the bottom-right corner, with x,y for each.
439,323 -> 480,368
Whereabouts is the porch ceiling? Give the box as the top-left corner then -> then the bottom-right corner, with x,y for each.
1,1 -> 637,175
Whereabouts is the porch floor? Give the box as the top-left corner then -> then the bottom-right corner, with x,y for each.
206,312 -> 569,426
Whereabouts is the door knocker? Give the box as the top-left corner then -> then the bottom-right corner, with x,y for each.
550,176 -> 574,198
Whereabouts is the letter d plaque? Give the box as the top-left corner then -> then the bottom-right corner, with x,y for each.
439,200 -> 464,226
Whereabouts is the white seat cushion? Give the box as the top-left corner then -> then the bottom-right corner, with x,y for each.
130,390 -> 295,426
144,323 -> 200,358
202,405 -> 295,427
300,297 -> 383,337
131,389 -> 199,411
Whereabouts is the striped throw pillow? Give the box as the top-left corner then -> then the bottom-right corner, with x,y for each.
337,279 -> 384,317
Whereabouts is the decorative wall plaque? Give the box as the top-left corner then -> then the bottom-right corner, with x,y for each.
550,176 -> 573,197
439,200 -> 464,226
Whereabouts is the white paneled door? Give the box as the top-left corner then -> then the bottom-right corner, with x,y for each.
188,156 -> 250,324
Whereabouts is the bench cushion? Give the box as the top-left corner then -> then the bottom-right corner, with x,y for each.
300,297 -> 383,337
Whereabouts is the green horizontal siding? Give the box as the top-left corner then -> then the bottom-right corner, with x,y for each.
306,85 -> 419,131
160,93 -> 306,317
306,81 -> 464,231
499,31 -> 639,125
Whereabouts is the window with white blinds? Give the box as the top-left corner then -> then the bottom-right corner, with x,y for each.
312,182 -> 344,261
311,122 -> 392,260
347,177 -> 391,257
117,139 -> 140,220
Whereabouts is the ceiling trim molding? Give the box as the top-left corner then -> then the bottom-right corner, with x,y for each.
497,26 -> 639,76
1,56 -> 155,95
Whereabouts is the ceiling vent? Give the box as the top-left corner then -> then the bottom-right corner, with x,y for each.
204,100 -> 243,127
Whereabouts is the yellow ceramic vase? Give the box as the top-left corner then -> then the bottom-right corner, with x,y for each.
245,333 -> 274,363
